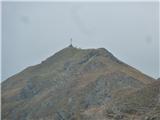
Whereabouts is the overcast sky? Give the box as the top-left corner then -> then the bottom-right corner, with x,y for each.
2,2 -> 159,81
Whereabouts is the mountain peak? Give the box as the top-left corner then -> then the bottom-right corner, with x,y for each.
41,47 -> 125,69
2,46 -> 155,120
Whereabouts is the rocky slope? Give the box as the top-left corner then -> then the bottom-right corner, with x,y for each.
81,80 -> 160,120
2,45 -> 156,120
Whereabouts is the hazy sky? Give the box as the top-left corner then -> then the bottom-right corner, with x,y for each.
2,2 -> 159,80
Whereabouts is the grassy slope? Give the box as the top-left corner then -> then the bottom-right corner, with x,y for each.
2,46 -> 155,120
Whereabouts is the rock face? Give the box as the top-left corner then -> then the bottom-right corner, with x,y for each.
2,46 -> 157,120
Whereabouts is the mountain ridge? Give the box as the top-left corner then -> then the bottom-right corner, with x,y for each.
2,46 -> 156,120
5,46 -> 154,80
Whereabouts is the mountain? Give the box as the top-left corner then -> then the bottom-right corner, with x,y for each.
82,80 -> 160,120
2,45 -> 156,120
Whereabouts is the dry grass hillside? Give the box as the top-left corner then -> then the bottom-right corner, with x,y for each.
2,46 -> 156,120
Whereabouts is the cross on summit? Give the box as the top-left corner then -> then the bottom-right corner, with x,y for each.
69,38 -> 73,47
70,38 -> 72,45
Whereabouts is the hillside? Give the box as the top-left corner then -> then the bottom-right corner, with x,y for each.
81,80 -> 160,120
2,45 -> 156,120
